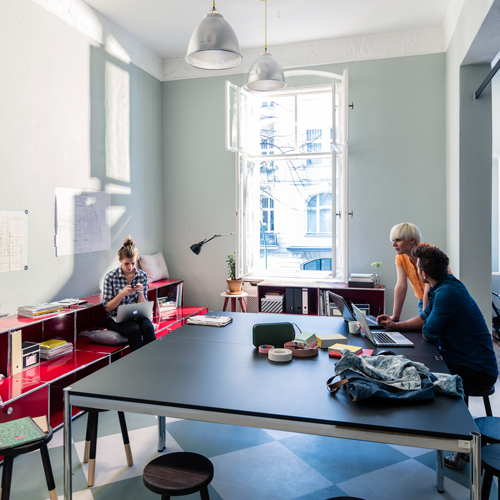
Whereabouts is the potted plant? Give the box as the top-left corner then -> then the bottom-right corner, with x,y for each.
226,252 -> 243,293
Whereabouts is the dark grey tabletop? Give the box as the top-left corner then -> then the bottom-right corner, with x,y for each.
69,312 -> 478,440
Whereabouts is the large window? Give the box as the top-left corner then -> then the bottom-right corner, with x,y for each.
226,71 -> 349,280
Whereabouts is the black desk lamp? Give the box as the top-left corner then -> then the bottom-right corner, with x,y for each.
190,232 -> 235,255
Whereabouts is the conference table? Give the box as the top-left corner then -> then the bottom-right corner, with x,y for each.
63,312 -> 481,499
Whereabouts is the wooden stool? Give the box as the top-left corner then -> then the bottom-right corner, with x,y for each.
143,451 -> 214,499
220,292 -> 247,313
475,417 -> 500,445
80,408 -> 133,487
1,427 -> 57,500
464,386 -> 495,417
480,443 -> 500,499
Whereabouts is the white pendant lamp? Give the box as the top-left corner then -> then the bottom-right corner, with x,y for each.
247,0 -> 286,91
186,1 -> 243,70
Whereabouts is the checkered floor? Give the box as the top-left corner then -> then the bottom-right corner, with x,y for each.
2,378 -> 499,500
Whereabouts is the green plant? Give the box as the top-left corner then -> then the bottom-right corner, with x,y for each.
371,262 -> 382,271
226,252 -> 237,280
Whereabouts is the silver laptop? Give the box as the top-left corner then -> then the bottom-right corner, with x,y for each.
327,291 -> 382,328
112,301 -> 154,323
352,304 -> 414,347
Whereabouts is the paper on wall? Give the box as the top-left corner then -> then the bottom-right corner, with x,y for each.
55,188 -> 111,256
0,211 -> 27,272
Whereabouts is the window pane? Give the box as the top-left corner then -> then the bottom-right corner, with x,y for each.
260,97 -> 295,154
298,93 -> 332,155
307,209 -> 317,233
252,157 -> 333,271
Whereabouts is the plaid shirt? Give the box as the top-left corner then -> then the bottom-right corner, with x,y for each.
102,266 -> 149,317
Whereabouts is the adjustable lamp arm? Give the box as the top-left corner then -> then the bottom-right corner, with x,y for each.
190,232 -> 235,255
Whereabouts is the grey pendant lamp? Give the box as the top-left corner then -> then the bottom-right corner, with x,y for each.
247,0 -> 286,91
186,1 -> 243,70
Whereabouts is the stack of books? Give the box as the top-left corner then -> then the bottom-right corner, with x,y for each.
186,315 -> 233,327
157,297 -> 177,318
18,303 -> 64,318
39,339 -> 73,360
348,273 -> 374,288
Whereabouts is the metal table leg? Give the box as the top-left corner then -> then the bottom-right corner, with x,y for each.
470,431 -> 481,500
157,416 -> 166,451
436,450 -> 444,492
63,387 -> 72,500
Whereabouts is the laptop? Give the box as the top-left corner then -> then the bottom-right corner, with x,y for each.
352,304 -> 414,347
112,301 -> 154,323
327,291 -> 383,329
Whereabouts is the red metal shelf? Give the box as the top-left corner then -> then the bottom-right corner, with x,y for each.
0,377 -> 48,405
11,350 -> 109,384
155,306 -> 208,335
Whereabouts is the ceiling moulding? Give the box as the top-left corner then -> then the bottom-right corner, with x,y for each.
163,27 -> 445,82
31,0 -> 163,81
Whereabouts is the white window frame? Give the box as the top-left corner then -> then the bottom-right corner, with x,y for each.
226,69 -> 349,281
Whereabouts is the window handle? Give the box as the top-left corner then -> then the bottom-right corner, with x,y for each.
336,211 -> 353,217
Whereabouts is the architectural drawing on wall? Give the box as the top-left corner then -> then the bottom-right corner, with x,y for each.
55,188 -> 111,256
0,211 -> 28,272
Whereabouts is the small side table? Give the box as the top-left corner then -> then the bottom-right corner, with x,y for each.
221,292 -> 248,313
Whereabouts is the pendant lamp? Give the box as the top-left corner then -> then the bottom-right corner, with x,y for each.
186,1 -> 243,70
247,0 -> 286,91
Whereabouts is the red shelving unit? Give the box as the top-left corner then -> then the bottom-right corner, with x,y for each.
0,278 -> 206,431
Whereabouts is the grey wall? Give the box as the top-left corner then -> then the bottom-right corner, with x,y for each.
162,54 -> 447,319
446,0 -> 496,325
0,0 -> 164,316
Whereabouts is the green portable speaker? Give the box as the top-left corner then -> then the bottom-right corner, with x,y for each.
252,322 -> 295,348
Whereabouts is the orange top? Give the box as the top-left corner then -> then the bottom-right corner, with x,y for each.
395,243 -> 430,300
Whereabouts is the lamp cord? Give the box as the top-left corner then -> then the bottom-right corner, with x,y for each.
265,0 -> 267,51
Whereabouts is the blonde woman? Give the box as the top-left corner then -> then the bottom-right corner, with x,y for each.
102,237 -> 156,351
384,223 -> 430,322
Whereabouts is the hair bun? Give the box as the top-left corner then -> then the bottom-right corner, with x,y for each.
123,236 -> 135,248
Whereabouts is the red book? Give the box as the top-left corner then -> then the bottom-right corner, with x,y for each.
329,348 -> 374,358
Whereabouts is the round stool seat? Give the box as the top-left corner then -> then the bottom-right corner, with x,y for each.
143,452 -> 214,497
466,386 -> 495,397
482,443 -> 500,474
1,427 -> 53,456
325,497 -> 366,500
475,417 -> 500,444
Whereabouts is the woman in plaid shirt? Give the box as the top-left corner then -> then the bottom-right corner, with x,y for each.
102,237 -> 156,351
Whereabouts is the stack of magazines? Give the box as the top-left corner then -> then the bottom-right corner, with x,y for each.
18,303 -> 64,318
39,339 -> 73,360
186,315 -> 233,327
157,297 -> 177,318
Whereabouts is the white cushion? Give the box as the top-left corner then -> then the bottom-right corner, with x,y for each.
139,253 -> 169,282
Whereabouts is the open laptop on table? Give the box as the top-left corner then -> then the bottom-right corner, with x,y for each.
111,301 -> 154,323
327,291 -> 383,329
352,304 -> 414,347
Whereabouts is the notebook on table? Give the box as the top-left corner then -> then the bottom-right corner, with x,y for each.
327,291 -> 383,328
352,304 -> 414,347
112,301 -> 154,323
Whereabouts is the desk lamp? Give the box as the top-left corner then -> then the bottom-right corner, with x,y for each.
190,232 -> 235,255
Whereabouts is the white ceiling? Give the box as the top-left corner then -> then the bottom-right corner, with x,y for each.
81,0 -> 453,61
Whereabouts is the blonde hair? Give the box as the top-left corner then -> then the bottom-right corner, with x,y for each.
118,236 -> 139,261
389,223 -> 422,245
